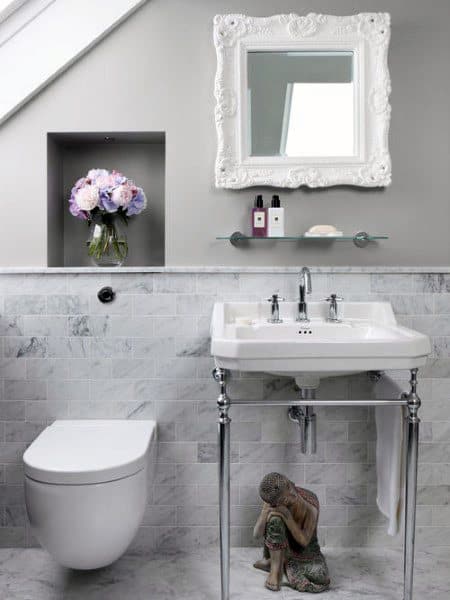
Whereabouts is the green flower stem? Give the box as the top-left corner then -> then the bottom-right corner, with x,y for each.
88,221 -> 128,262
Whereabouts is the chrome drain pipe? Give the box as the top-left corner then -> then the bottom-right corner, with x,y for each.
304,405 -> 317,455
288,405 -> 306,452
288,388 -> 317,454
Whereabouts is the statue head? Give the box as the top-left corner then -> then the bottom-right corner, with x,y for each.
259,472 -> 297,507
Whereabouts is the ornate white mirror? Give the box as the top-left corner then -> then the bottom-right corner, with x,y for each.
214,13 -> 391,189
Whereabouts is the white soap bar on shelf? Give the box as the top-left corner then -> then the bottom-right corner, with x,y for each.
305,224 -> 343,237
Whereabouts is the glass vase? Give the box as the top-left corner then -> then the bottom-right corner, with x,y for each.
87,214 -> 128,267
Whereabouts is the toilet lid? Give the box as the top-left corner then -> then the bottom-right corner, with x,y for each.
23,420 -> 156,485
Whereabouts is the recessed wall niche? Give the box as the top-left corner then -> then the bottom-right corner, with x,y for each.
47,132 -> 165,267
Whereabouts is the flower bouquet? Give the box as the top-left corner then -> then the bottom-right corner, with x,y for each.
69,168 -> 147,266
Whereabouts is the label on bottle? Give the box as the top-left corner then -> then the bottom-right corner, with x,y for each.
253,211 -> 265,228
268,208 -> 285,236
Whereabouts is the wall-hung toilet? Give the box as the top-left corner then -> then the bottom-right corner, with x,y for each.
23,420 -> 156,570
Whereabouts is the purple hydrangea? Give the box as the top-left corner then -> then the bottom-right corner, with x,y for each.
99,189 -> 119,213
126,188 -> 147,216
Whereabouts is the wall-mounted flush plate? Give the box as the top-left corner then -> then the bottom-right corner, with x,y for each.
97,286 -> 115,304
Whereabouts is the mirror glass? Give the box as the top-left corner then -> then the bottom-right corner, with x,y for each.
247,51 -> 355,158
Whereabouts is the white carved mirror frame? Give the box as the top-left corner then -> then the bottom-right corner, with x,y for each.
213,13 -> 392,189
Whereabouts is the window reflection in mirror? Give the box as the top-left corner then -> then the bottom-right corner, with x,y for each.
247,51 -> 355,158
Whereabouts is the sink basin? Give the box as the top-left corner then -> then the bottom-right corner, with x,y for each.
210,301 -> 431,385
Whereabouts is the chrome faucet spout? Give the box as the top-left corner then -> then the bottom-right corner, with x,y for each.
297,267 -> 312,322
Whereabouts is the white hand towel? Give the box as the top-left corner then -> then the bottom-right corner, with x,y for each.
375,379 -> 405,536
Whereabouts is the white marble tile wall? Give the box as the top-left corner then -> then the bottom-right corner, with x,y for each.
0,271 -> 449,552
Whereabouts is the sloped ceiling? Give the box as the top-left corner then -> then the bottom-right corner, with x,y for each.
0,0 -> 148,125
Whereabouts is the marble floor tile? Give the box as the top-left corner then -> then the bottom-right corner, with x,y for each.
0,547 -> 449,599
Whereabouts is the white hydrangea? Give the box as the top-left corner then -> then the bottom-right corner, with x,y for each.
75,185 -> 100,211
111,185 -> 133,208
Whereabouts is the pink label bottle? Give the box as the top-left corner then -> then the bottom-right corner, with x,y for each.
252,194 -> 267,237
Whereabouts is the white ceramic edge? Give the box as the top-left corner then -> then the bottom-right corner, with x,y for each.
1,266 -> 450,274
214,13 -> 392,189
210,300 -> 431,374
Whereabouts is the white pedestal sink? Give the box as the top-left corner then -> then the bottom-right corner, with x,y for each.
210,299 -> 431,600
211,301 -> 431,386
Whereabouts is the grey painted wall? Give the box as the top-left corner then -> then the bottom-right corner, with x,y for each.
0,0 -> 449,266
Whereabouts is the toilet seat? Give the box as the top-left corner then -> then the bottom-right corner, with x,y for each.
23,420 -> 156,485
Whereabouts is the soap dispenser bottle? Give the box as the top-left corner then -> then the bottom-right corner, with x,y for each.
252,194 -> 267,237
268,194 -> 285,237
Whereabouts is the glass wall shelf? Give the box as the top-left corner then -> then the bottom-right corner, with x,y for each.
216,231 -> 388,248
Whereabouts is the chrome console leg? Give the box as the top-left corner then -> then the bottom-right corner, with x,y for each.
404,368 -> 421,600
213,368 -> 231,600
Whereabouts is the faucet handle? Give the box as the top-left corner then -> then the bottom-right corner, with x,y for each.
322,294 -> 344,303
322,294 -> 343,322
266,294 -> 285,324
